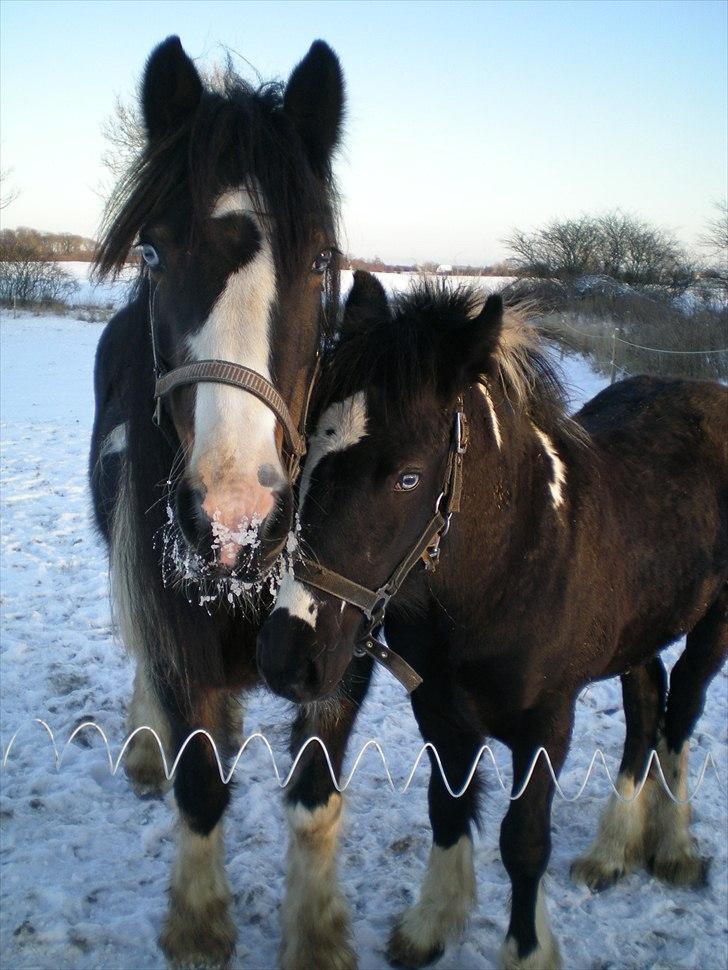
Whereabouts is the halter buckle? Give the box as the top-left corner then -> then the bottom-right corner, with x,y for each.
455,409 -> 469,454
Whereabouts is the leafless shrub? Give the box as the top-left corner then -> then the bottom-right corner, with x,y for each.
0,239 -> 79,307
505,211 -> 695,291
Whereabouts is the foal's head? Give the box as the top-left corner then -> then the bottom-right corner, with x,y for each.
258,271 -> 505,700
96,36 -> 343,579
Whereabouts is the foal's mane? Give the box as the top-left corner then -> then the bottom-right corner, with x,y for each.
322,279 -> 570,437
95,64 -> 340,282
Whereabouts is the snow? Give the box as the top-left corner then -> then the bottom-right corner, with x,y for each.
1,307 -> 726,970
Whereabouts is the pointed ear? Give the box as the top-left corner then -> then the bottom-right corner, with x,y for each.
284,40 -> 344,173
141,36 -> 203,143
444,293 -> 503,396
342,271 -> 390,331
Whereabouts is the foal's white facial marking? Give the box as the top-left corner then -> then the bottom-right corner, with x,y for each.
273,570 -> 319,629
186,185 -> 281,561
477,381 -> 502,450
531,424 -> 566,509
300,392 -> 369,508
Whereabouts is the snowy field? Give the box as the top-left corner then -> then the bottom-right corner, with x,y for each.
0,289 -> 726,969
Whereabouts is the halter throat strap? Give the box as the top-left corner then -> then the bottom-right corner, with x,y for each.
293,400 -> 469,693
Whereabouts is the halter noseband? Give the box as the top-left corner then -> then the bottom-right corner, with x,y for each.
293,400 -> 469,693
148,279 -> 317,482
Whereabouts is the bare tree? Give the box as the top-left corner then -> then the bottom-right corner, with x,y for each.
505,211 -> 693,289
701,199 -> 728,253
100,96 -> 146,183
0,167 -> 19,212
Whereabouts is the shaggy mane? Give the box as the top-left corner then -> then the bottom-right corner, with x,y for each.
321,279 -> 571,436
95,64 -> 339,282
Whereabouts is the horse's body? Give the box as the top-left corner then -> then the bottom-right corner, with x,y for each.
90,36 -> 350,967
258,272 -> 728,969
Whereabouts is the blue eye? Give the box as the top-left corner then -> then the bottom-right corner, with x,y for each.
395,472 -> 420,492
140,244 -> 161,268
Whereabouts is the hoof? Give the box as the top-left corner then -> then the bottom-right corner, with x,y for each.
570,856 -> 626,892
386,921 -> 444,968
279,936 -> 356,970
159,897 -> 236,969
499,935 -> 562,970
124,736 -> 171,799
648,850 -> 710,887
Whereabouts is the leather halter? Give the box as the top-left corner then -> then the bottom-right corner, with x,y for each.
148,280 -> 317,482
293,401 -> 469,693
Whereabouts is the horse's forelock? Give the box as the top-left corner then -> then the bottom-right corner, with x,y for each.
95,67 -> 339,282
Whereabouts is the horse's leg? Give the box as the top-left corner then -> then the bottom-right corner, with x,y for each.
498,701 -> 573,970
645,587 -> 727,886
279,657 -> 373,970
158,683 -> 238,968
124,662 -> 172,797
386,678 -> 481,968
571,657 -> 666,890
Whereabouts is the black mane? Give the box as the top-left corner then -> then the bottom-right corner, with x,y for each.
95,66 -> 339,281
320,279 -> 569,435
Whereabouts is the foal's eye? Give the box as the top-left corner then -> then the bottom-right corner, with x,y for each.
312,248 -> 333,274
394,472 -> 420,492
140,244 -> 161,269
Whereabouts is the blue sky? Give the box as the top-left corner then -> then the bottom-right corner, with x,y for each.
1,0 -> 726,263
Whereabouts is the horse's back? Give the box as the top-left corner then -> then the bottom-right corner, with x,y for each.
575,374 -> 728,470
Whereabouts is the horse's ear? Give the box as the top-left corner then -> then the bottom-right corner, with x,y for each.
284,41 -> 344,172
342,271 -> 390,331
446,293 -> 503,393
141,36 -> 203,143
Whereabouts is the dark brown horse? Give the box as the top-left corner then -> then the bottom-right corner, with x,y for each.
90,36 -> 344,967
258,271 -> 728,969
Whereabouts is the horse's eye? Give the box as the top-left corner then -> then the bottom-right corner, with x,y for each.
312,248 -> 333,274
394,472 -> 420,492
140,244 -> 161,269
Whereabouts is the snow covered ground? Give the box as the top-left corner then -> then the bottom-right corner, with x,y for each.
1,303 -> 726,970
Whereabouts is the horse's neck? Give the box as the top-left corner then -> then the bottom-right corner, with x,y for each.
437,381 -> 576,598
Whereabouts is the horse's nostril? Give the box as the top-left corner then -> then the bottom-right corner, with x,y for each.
257,463 -> 285,490
174,481 -> 207,545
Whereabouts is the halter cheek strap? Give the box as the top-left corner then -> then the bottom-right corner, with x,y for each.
293,401 -> 469,693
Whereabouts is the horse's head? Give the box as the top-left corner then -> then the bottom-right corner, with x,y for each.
257,271 -> 505,700
97,36 -> 343,579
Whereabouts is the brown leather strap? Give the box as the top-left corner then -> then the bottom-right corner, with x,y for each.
294,560 -> 383,617
155,360 -> 306,459
357,634 -> 423,693
290,401 -> 469,693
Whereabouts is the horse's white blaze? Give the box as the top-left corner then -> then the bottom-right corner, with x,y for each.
391,836 -> 476,958
300,392 -> 368,508
531,424 -> 566,509
187,186 -> 280,562
280,793 -> 354,970
499,880 -> 561,970
273,571 -> 319,629
477,381 -> 502,450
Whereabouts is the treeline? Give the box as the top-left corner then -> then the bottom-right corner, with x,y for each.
504,210 -> 723,291
345,256 -> 516,276
0,227 -> 97,261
